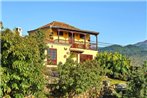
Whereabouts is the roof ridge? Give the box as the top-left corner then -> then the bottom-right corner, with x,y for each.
28,21 -> 99,35
39,21 -> 80,30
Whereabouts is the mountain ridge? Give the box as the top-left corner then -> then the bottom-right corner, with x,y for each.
99,40 -> 147,66
134,40 -> 147,51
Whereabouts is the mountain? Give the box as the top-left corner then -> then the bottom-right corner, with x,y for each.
99,40 -> 147,66
134,40 -> 147,51
99,44 -> 143,56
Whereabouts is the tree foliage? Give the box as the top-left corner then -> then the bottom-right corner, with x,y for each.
95,52 -> 131,80
0,29 -> 46,98
51,58 -> 104,97
125,61 -> 147,98
99,44 -> 147,67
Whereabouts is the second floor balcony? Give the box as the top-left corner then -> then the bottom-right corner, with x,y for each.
46,38 -> 97,50
28,21 -> 99,51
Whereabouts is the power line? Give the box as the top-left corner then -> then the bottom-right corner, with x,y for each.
91,40 -> 116,45
98,41 -> 114,45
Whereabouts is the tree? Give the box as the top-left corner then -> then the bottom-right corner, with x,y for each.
125,61 -> 147,98
51,58 -> 104,97
95,52 -> 131,80
0,29 -> 46,98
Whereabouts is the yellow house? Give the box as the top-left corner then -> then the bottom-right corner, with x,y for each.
28,21 -> 99,67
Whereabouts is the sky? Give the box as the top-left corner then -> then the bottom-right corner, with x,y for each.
1,0 -> 147,46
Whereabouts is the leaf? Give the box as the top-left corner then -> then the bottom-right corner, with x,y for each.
14,93 -> 24,98
12,83 -> 18,90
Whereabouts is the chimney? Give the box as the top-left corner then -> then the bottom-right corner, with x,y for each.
0,21 -> 3,30
14,27 -> 22,36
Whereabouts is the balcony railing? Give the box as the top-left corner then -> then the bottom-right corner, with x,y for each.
46,39 -> 97,50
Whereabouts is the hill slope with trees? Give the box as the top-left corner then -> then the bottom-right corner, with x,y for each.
99,40 -> 147,66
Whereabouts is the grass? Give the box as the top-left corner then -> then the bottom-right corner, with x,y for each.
102,76 -> 127,86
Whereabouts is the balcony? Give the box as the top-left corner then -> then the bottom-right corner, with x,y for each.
46,39 -> 97,50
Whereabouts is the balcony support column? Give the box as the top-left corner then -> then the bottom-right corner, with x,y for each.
69,31 -> 74,47
57,29 -> 60,43
72,32 -> 73,44
71,32 -> 74,44
96,34 -> 98,51
84,34 -> 86,49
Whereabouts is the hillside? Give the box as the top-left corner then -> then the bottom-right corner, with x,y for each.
99,40 -> 147,66
134,40 -> 147,51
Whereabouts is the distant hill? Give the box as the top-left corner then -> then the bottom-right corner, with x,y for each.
99,40 -> 147,66
134,40 -> 147,51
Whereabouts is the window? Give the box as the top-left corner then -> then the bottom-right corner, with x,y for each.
59,31 -> 63,36
68,33 -> 75,38
47,48 -> 57,65
80,34 -> 85,39
68,33 -> 72,37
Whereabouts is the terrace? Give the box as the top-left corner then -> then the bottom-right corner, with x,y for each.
47,39 -> 97,50
46,26 -> 99,51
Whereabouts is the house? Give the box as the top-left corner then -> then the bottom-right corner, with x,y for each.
28,21 -> 99,67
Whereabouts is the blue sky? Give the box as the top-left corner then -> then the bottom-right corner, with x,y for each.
1,1 -> 146,46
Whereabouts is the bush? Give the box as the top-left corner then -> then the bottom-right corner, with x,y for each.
95,52 -> 131,80
125,61 -> 147,98
51,58 -> 104,97
0,29 -> 46,98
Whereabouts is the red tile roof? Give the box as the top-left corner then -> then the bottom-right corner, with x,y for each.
28,21 -> 99,35
39,21 -> 80,30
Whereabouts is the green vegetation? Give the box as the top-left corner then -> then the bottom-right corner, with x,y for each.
0,29 -> 46,98
102,77 -> 126,85
125,61 -> 147,98
95,52 -> 131,80
99,42 -> 147,66
51,58 -> 104,97
1,26 -> 146,98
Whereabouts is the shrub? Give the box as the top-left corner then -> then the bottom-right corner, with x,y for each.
0,29 -> 46,98
95,52 -> 131,80
51,58 -> 104,97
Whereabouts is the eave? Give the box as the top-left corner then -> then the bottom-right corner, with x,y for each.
28,26 -> 99,35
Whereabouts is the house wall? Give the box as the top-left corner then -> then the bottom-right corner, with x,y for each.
82,49 -> 98,58
51,29 -> 90,43
45,43 -> 71,67
29,28 -> 98,67
73,49 -> 98,63
45,42 -> 98,67
29,28 -> 90,43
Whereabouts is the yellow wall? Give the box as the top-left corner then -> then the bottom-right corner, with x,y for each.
82,49 -> 98,58
29,28 -> 90,43
45,43 -> 71,67
70,48 -> 98,63
29,28 -> 97,67
45,43 -> 98,67
51,29 -> 90,43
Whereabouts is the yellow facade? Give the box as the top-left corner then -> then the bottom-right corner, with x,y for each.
45,28 -> 97,67
28,22 -> 98,67
45,43 -> 71,67
50,29 -> 90,43
44,43 -> 98,67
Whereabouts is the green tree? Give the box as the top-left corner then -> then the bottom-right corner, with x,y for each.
125,61 -> 147,98
0,29 -> 46,98
51,58 -> 104,97
95,52 -> 131,80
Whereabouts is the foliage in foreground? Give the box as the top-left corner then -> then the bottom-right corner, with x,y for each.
0,29 -> 46,98
95,52 -> 131,80
51,58 -> 105,97
1,28 -> 146,98
125,61 -> 147,98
